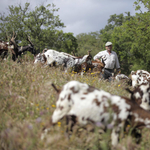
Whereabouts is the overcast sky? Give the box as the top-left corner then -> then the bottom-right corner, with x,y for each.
0,0 -> 146,36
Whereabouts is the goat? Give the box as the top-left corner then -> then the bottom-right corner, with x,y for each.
114,73 -> 132,85
0,32 -> 18,61
34,53 -> 45,64
126,82 -> 150,111
42,80 -> 150,146
34,49 -> 92,72
0,41 -> 15,59
72,55 -> 106,76
115,74 -> 129,81
131,70 -> 150,88
1,32 -> 36,61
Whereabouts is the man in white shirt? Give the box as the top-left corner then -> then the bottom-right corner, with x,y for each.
93,41 -> 120,81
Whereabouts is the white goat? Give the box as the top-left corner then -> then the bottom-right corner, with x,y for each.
34,49 -> 92,72
42,80 -> 150,146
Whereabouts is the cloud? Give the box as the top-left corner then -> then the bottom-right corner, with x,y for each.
0,0 -> 147,36
50,0 -> 137,35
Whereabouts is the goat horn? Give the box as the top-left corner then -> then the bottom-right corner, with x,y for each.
87,49 -> 92,55
125,88 -> 133,95
51,83 -> 60,93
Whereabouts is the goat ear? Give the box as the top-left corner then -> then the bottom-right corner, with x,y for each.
43,54 -> 47,63
125,88 -> 133,94
51,83 -> 60,93
87,50 -> 91,55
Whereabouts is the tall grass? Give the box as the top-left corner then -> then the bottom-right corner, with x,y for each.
0,57 -> 150,150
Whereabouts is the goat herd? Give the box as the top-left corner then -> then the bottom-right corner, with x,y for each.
1,35 -> 150,147
33,48 -> 130,82
40,69 -> 150,147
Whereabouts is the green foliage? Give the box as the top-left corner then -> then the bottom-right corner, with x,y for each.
110,8 -> 150,73
0,2 -> 78,53
76,32 -> 104,57
134,0 -> 150,12
75,0 -> 150,75
100,12 -> 132,45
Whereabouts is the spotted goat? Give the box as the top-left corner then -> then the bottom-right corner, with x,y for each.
126,82 -> 150,111
131,70 -> 150,88
72,55 -> 106,75
34,49 -> 92,72
0,40 -> 15,59
42,80 -> 150,146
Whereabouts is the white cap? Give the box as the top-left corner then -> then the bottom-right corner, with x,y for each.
105,42 -> 112,46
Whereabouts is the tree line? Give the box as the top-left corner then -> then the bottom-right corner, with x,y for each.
0,0 -> 150,75
77,0 -> 150,75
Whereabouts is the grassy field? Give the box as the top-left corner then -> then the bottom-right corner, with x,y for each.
1,56 -> 150,150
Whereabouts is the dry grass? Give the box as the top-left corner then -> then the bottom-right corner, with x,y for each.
0,56 -> 150,150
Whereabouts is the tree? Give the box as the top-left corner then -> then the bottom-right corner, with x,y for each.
0,2 -> 78,53
110,1 -> 150,74
134,0 -> 150,12
76,32 -> 103,57
99,12 -> 132,46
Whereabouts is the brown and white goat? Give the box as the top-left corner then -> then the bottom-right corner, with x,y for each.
131,70 -> 150,88
126,82 -> 150,111
34,49 -> 92,72
0,32 -> 18,61
42,80 -> 150,146
0,41 -> 15,59
72,55 -> 106,75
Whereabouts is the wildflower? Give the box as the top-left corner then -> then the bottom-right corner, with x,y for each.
57,122 -> 61,127
36,117 -> 41,123
46,107 -> 49,110
28,124 -> 33,130
96,122 -> 103,127
40,111 -> 44,116
41,122 -> 45,127
107,124 -> 114,129
30,102 -> 34,106
52,104 -> 56,108
71,74 -> 74,77
91,73 -> 95,75
37,108 -> 39,111
118,85 -> 120,87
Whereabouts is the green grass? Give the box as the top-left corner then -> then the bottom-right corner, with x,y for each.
0,56 -> 150,150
